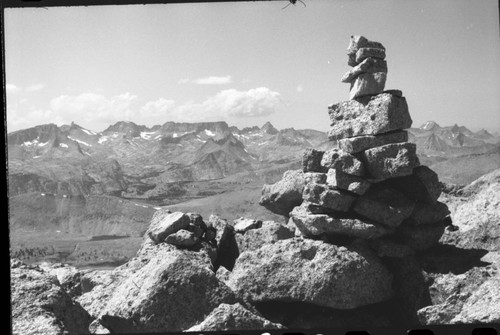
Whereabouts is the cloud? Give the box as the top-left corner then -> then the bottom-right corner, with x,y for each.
6,83 -> 20,93
178,78 -> 190,84
26,84 -> 45,92
49,92 -> 138,128
172,87 -> 281,121
296,85 -> 303,93
192,76 -> 233,85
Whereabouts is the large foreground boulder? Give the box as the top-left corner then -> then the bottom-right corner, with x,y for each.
226,238 -> 393,309
186,303 -> 284,331
10,259 -> 92,335
99,245 -> 236,332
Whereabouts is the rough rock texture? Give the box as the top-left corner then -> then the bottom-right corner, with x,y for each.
321,149 -> 365,176
341,57 -> 388,83
353,188 -> 415,227
11,260 -> 92,335
349,72 -> 387,99
326,168 -> 371,195
362,142 -> 419,180
259,169 -> 305,216
302,148 -> 325,173
405,201 -> 450,226
164,229 -> 199,247
186,303 -> 284,331
233,217 -> 262,234
99,245 -> 237,333
328,92 -> 412,140
226,238 -> 393,309
207,215 -> 239,270
290,203 -> 392,239
338,130 -> 408,154
303,171 -> 327,184
347,35 -> 385,66
146,210 -> 190,244
39,262 -> 82,297
302,183 -> 356,212
417,252 -> 500,325
235,221 -> 294,254
440,168 -> 500,251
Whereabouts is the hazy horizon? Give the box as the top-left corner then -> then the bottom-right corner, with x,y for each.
5,0 -> 500,133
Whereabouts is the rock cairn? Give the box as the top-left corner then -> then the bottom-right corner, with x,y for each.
261,35 -> 451,254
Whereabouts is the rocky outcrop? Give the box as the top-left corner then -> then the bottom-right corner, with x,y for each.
10,259 -> 92,335
226,238 -> 393,309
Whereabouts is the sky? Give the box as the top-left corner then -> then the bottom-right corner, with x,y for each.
4,0 -> 500,133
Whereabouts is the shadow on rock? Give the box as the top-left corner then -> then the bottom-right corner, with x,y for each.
418,244 -> 490,275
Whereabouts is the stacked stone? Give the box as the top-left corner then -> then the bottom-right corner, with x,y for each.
261,35 -> 451,254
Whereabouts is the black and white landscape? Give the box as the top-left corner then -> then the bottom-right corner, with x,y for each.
6,1 -> 500,334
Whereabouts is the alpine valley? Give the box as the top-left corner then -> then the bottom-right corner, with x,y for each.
7,120 -> 500,268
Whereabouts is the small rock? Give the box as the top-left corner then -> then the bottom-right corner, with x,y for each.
338,131 -> 408,154
349,72 -> 387,99
328,92 -> 412,140
165,229 -> 199,247
207,215 -> 239,270
326,168 -> 371,195
362,142 -> 419,180
186,303 -> 284,331
89,319 -> 111,334
146,211 -> 190,244
355,47 -> 386,63
353,188 -> 415,227
233,217 -> 262,234
259,169 -> 305,216
346,35 -> 385,66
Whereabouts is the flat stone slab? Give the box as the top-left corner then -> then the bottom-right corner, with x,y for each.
290,203 -> 392,239
338,131 -> 408,154
353,188 -> 415,227
347,35 -> 385,66
328,93 -> 412,140
165,229 -> 199,247
304,172 -> 327,184
362,142 -> 419,180
326,168 -> 371,195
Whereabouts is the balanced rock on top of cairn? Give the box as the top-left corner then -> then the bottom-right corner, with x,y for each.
260,35 -> 451,252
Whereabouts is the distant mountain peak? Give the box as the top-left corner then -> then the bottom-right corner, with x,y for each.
261,121 -> 279,135
420,121 -> 441,131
